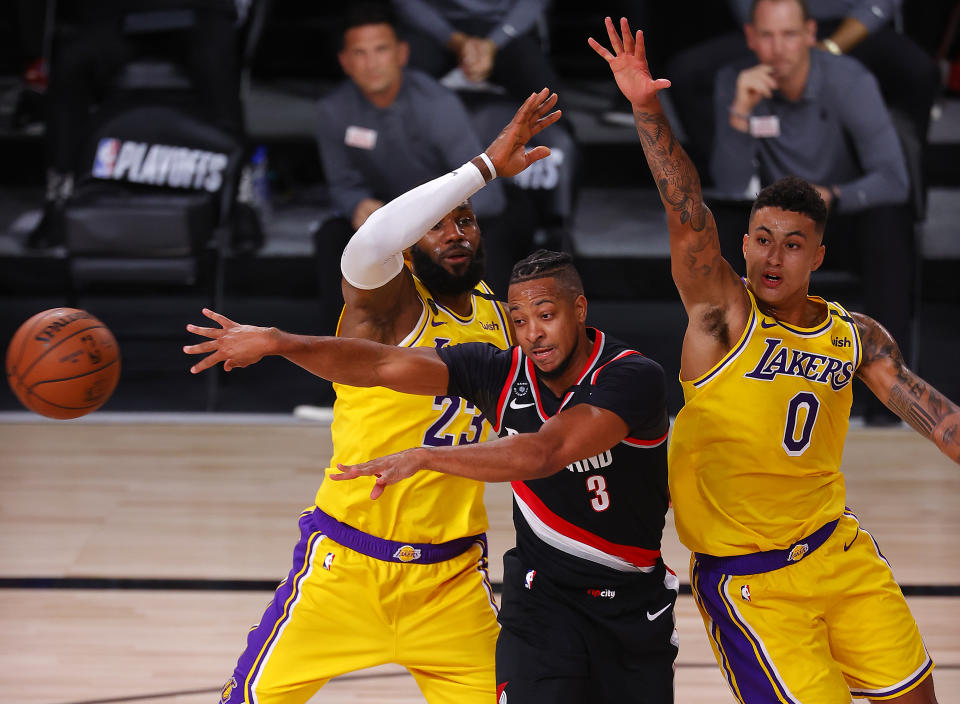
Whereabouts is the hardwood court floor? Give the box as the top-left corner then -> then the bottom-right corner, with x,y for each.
1,419 -> 958,703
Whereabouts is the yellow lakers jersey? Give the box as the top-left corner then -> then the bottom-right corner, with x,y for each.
669,288 -> 862,556
316,276 -> 514,543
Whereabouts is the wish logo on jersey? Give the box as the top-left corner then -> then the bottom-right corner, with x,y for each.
744,338 -> 853,390
91,138 -> 229,192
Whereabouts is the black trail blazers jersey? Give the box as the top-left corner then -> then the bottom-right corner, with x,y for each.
439,328 -> 670,585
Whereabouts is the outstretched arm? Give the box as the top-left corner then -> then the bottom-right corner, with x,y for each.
588,17 -> 749,371
339,88 -> 561,337
183,308 -> 449,397
332,403 -> 629,499
855,312 -> 960,464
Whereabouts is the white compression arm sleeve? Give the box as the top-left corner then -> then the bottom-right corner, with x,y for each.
340,159 -> 488,290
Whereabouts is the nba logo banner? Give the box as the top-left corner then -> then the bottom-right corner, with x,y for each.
93,138 -> 120,178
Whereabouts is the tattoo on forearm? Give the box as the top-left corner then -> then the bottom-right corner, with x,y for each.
943,422 -> 958,447
857,314 -> 960,462
888,385 -> 937,436
895,366 -> 927,399
634,111 -> 707,233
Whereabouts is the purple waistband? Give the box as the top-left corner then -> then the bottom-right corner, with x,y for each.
309,507 -> 487,564
694,518 -> 839,576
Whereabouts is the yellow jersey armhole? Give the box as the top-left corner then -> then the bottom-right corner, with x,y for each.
687,293 -> 759,389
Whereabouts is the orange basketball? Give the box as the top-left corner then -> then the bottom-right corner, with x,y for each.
5,308 -> 121,419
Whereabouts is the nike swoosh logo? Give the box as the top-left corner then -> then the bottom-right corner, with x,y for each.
759,320 -> 778,329
843,528 -> 860,551
430,320 -> 446,327
646,604 -> 672,621
509,399 -> 535,410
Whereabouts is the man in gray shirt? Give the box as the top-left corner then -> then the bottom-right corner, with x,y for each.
393,0 -> 561,102
314,3 -> 531,343
666,0 -> 937,184
711,0 -> 914,425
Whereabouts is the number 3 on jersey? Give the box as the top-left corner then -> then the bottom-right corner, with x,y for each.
782,391 -> 820,456
586,475 -> 610,512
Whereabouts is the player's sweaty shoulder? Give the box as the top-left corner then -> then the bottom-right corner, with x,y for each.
340,275 -> 423,345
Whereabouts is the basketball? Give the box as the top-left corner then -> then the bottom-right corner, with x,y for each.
5,308 -> 121,419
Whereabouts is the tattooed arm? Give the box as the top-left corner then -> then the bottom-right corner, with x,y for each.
855,312 -> 960,464
589,17 -> 749,375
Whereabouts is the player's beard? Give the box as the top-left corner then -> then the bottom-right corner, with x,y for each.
410,240 -> 486,297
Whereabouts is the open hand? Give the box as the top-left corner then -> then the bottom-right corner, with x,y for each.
183,308 -> 277,373
483,87 -> 561,178
588,17 -> 671,109
330,447 -> 425,500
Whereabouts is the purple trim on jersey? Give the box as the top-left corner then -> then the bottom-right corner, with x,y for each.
403,303 -> 430,349
225,511 -> 325,704
835,301 -> 862,371
693,307 -> 757,388
692,564 -> 802,704
841,508 -> 892,567
694,519 -> 838,576
771,314 -> 833,337
849,657 -> 934,699
310,507 -> 486,563
477,280 -> 513,347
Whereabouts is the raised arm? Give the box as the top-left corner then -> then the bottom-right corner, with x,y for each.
332,403 -> 630,499
338,88 -> 560,337
589,18 -> 749,362
854,312 -> 960,464
183,309 -> 450,396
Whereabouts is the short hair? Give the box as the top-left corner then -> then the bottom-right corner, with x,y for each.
509,249 -> 584,298
341,2 -> 398,44
750,176 -> 828,234
750,0 -> 811,22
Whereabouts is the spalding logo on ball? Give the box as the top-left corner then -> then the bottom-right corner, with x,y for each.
5,308 -> 121,419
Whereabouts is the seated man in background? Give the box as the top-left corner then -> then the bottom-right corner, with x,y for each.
315,2 -> 535,343
667,0 -> 938,185
392,0 -> 562,100
711,0 -> 914,425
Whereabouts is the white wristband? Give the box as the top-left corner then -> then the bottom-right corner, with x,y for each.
478,152 -> 497,180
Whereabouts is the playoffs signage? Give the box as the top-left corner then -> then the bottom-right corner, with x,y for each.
92,138 -> 229,192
